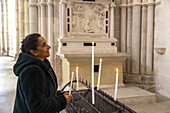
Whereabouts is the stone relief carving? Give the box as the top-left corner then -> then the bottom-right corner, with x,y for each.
71,3 -> 106,34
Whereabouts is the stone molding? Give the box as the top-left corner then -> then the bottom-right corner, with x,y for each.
47,2 -> 54,6
28,3 -> 38,7
119,0 -> 161,7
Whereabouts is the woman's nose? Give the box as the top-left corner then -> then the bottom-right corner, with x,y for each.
47,44 -> 51,49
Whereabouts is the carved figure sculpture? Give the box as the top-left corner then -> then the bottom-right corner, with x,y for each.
71,3 -> 106,34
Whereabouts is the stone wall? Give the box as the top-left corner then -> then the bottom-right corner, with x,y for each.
154,0 -> 170,98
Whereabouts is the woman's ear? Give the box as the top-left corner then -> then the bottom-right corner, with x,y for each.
30,49 -> 38,57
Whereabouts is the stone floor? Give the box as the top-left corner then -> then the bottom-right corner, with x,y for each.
0,56 -> 170,113
0,56 -> 17,113
102,87 -> 170,113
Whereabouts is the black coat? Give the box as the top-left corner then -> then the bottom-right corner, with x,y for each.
13,53 -> 67,113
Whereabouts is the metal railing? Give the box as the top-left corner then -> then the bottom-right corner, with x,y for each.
61,79 -> 136,113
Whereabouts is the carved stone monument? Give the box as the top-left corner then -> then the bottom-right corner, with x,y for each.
57,0 -> 129,88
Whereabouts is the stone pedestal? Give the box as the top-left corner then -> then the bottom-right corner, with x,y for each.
57,53 -> 130,87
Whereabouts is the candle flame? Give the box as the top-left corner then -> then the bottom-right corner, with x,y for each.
100,58 -> 102,62
116,68 -> 118,73
76,66 -> 79,70
92,42 -> 95,46
72,72 -> 74,75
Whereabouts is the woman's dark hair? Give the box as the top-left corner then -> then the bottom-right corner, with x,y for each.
21,33 -> 41,54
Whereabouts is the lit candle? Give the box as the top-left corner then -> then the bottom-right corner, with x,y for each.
97,58 -> 102,90
92,42 -> 95,104
114,68 -> 119,101
76,66 -> 79,91
69,72 -> 74,95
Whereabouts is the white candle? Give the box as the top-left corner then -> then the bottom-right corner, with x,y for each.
92,42 -> 95,104
97,58 -> 102,90
114,68 -> 119,101
76,66 -> 79,91
69,72 -> 74,95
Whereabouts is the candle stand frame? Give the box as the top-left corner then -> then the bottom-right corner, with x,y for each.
61,79 -> 136,113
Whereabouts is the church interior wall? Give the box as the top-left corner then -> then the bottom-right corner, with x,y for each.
154,0 -> 170,98
0,0 -> 170,98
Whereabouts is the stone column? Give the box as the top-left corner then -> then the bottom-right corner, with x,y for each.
40,0 -> 46,38
127,0 -> 132,73
24,0 -> 29,36
19,0 -> 24,43
1,0 -> 5,55
140,0 -> 147,74
29,0 -> 38,33
60,0 -> 66,38
110,3 -> 115,38
59,1 -> 62,39
38,0 -> 41,33
5,0 -> 9,55
120,0 -> 127,52
131,0 -> 141,74
47,0 -> 54,67
8,0 -> 12,56
54,0 -> 62,86
0,1 -> 1,54
120,0 -> 127,73
15,0 -> 19,58
146,0 -> 154,74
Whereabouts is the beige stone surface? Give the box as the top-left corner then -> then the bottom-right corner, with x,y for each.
103,87 -> 156,105
1,56 -> 170,113
58,53 -> 129,87
154,0 -> 170,98
0,57 -> 17,113
131,0 -> 141,74
128,95 -> 170,113
58,38 -> 117,54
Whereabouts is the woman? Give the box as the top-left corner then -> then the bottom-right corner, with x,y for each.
13,33 -> 72,113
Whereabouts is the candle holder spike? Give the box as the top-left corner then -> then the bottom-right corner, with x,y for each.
89,82 -> 91,87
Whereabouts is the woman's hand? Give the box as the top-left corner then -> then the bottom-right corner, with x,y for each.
64,92 -> 73,105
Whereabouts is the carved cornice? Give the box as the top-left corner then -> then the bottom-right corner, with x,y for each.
39,3 -> 47,6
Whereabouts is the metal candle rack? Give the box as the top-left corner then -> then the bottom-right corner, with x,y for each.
61,79 -> 136,113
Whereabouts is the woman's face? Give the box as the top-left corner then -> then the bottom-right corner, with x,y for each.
36,36 -> 51,61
